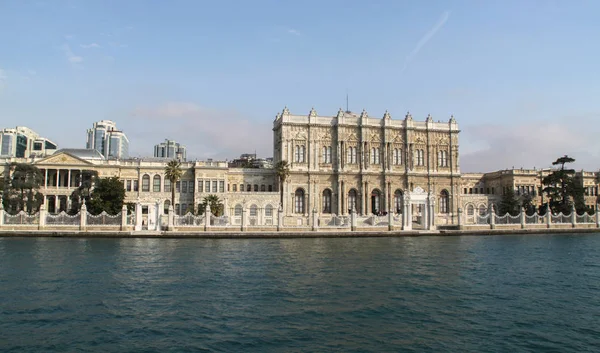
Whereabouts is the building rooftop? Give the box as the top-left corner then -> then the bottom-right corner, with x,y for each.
56,148 -> 106,160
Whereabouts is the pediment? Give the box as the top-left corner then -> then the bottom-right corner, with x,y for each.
35,152 -> 95,166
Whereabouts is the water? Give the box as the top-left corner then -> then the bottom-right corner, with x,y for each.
1,235 -> 599,352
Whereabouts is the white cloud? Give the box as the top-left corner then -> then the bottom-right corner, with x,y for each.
64,34 -> 74,40
127,102 -> 272,160
400,10 -> 450,74
461,119 -> 600,173
287,28 -> 301,36
80,43 -> 101,49
61,44 -> 83,63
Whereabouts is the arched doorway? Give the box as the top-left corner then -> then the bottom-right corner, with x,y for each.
371,189 -> 381,215
394,189 -> 403,214
348,189 -> 358,213
294,189 -> 305,214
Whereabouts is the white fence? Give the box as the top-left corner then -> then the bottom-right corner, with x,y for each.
87,211 -> 122,226
46,212 -> 80,226
3,211 -> 39,225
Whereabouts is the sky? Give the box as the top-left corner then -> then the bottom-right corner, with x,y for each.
1,0 -> 599,172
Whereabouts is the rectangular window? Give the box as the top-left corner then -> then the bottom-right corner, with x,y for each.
198,180 -> 203,192
212,181 -> 218,193
240,184 -> 244,192
233,184 -> 237,192
254,184 -> 258,192
219,181 -> 225,193
176,181 -> 181,193
153,177 -> 161,192
261,184 -> 266,192
486,188 -> 490,194
268,185 -> 273,192
126,180 -> 132,192
182,181 -> 187,193
480,188 -> 484,194
181,203 -> 188,215
492,187 -> 495,194
189,181 -> 194,193
205,181 -> 210,192
164,179 -> 171,193
133,180 -> 139,191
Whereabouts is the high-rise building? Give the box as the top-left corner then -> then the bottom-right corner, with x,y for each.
86,120 -> 129,159
153,139 -> 186,161
0,126 -> 57,158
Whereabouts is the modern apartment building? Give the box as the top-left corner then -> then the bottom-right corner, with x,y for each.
0,126 -> 57,158
86,120 -> 129,159
153,139 -> 186,161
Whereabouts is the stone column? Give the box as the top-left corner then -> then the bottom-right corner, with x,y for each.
0,202 -> 4,228
277,206 -> 283,231
38,204 -> 46,230
241,208 -> 247,232
57,169 -> 61,188
155,200 -> 161,231
168,205 -> 174,231
80,202 -> 87,231
67,170 -> 72,189
490,204 -> 496,230
53,196 -> 58,214
546,203 -> 551,228
388,210 -> 394,231
571,205 -> 576,228
350,208 -> 357,231
44,169 -> 48,188
135,203 -> 143,231
457,207 -> 463,229
403,201 -> 412,231
121,205 -> 128,231
311,208 -> 318,231
204,204 -> 211,231
429,197 -> 436,230
520,207 -> 526,229
423,202 -> 429,230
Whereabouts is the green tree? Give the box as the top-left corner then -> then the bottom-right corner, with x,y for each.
69,170 -> 98,214
542,155 -> 586,214
87,177 -> 126,215
198,194 -> 224,216
274,160 -> 290,210
571,174 -> 592,214
164,159 -> 183,210
521,194 -> 537,216
5,163 -> 45,214
499,187 -> 520,216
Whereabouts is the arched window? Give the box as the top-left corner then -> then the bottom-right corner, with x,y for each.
294,189 -> 305,214
265,204 -> 273,217
322,146 -> 332,163
371,189 -> 381,214
438,150 -> 448,167
164,179 -> 171,193
394,189 -> 403,214
467,204 -> 475,216
254,184 -> 258,192
247,184 -> 251,192
347,146 -> 357,164
371,147 -> 380,164
322,189 -> 332,213
261,184 -> 265,192
153,175 -> 161,192
234,204 -> 243,216
142,174 -> 150,192
250,204 -> 258,217
393,148 -> 402,165
164,200 -> 170,214
439,190 -> 449,213
478,204 -> 487,216
233,184 -> 237,192
239,184 -> 244,192
295,145 -> 306,163
348,189 -> 358,213
416,149 -> 425,166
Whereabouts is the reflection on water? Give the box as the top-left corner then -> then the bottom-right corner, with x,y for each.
1,235 -> 600,352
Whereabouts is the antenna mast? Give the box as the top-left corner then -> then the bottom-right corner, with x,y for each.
346,90 -> 349,113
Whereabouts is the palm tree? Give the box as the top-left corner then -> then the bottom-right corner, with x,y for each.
164,159 -> 183,211
275,160 -> 290,210
199,194 -> 223,216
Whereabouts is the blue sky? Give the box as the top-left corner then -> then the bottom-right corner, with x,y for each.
1,0 -> 599,172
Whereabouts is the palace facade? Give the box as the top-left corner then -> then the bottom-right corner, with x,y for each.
1,107 -> 598,230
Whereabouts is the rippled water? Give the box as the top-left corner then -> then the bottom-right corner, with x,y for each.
1,235 -> 599,352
